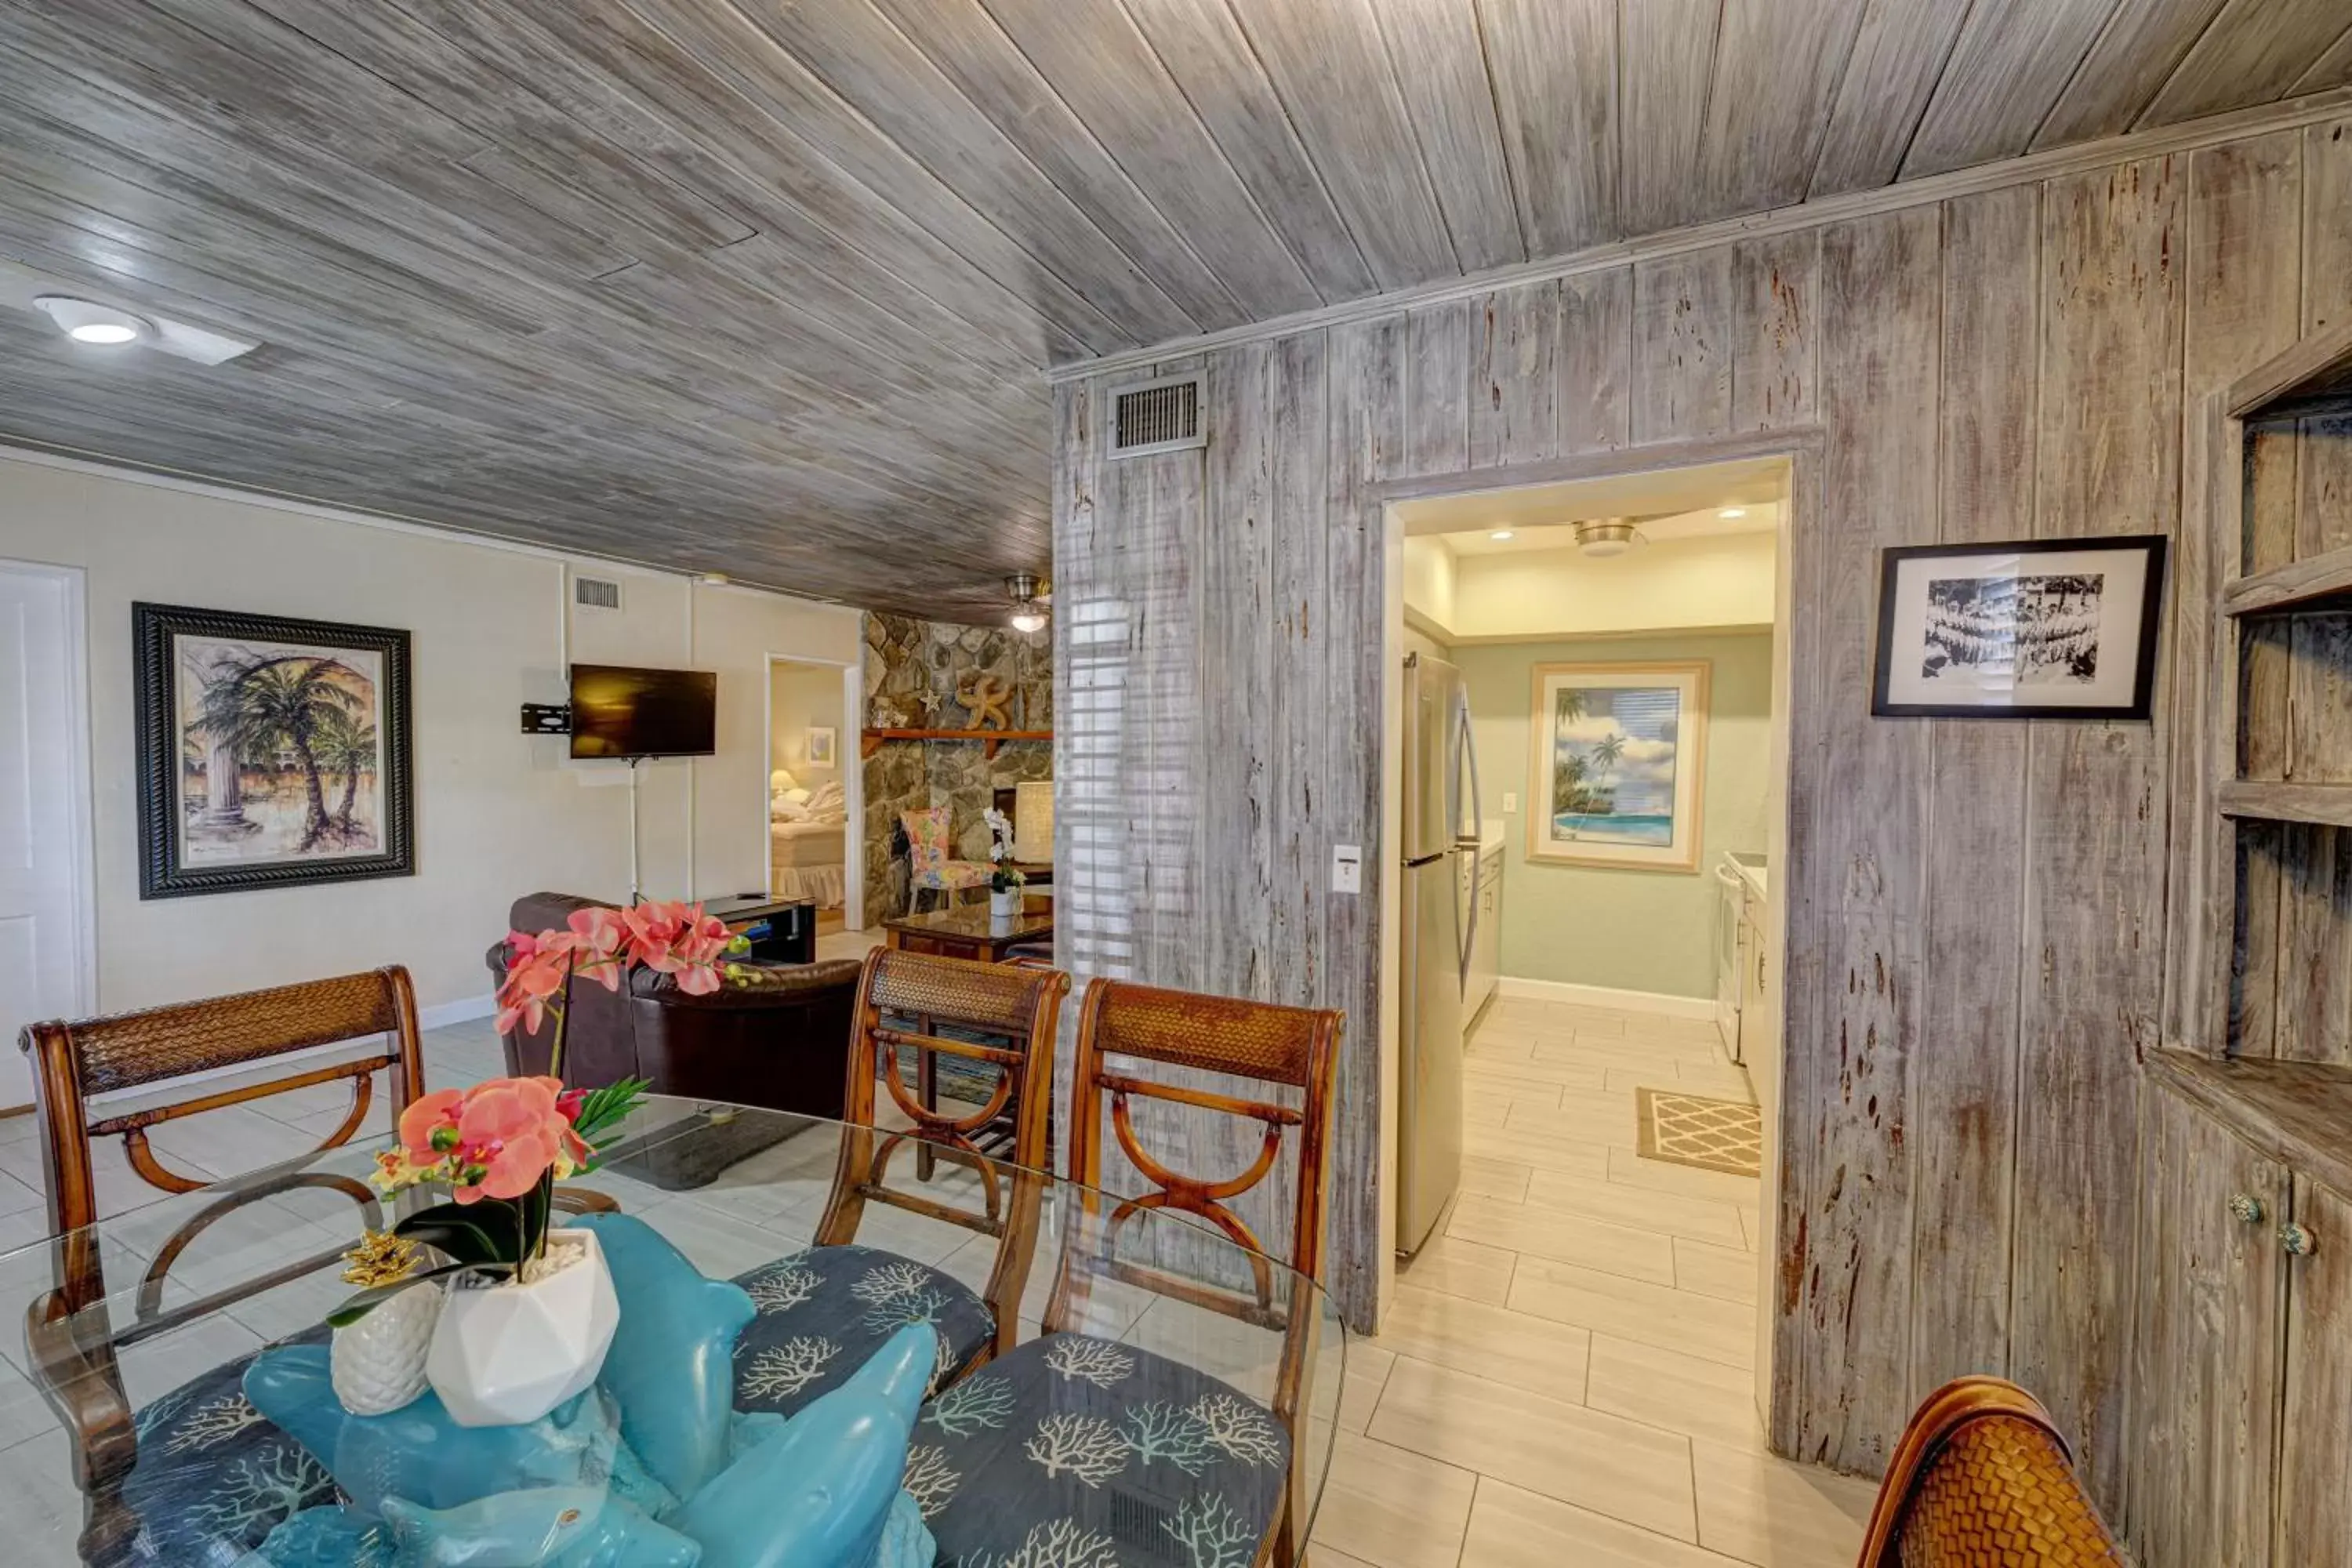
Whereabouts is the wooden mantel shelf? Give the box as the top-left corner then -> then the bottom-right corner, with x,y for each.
860,727 -> 1051,760
2216,780 -> 2352,829
2221,543 -> 2352,616
2150,1049 -> 2352,1201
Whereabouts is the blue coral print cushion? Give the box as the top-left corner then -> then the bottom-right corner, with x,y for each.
729,1243 -> 994,1421
915,1333 -> 1290,1568
103,1328 -> 342,1566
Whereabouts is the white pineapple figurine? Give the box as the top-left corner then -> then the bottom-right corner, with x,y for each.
329,1231 -> 441,1417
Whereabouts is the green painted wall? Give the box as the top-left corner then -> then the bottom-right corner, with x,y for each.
1455,630 -> 1775,1000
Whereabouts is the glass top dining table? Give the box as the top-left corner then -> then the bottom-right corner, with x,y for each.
0,1094 -> 1346,1566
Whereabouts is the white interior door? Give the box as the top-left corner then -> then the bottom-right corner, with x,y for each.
0,561 -> 93,1110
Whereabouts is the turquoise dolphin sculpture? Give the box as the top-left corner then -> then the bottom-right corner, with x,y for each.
672,1322 -> 937,1568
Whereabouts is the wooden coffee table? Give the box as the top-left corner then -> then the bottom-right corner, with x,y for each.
881,900 -> 1054,964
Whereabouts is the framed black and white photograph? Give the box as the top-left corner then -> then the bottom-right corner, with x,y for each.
135,602 -> 415,898
1871,535 -> 2167,719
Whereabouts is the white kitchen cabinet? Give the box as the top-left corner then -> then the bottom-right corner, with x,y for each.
1466,847 -> 1501,1021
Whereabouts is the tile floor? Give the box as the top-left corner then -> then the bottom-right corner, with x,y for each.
1314,993 -> 1877,1568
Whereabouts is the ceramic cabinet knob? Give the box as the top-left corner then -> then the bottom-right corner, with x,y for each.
2281,1221 -> 2318,1258
2228,1192 -> 2266,1225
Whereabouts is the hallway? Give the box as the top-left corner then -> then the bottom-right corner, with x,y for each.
1317,996 -> 1875,1566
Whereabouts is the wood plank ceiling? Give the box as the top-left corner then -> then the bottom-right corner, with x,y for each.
2,0 -> 2347,616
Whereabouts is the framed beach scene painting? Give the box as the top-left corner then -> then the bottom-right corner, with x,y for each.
1526,662 -> 1709,873
135,602 -> 414,899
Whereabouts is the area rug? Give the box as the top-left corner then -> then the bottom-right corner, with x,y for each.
1635,1087 -> 1763,1178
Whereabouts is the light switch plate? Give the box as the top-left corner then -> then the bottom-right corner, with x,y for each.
1331,844 -> 1362,895
1501,792 -> 1519,813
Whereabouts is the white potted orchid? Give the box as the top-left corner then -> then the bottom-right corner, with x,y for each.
984,806 -> 1024,919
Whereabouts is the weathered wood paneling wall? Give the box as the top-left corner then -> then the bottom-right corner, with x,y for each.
1051,119 -> 2352,1504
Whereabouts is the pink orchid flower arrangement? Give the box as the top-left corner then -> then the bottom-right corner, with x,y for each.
329,900 -> 731,1325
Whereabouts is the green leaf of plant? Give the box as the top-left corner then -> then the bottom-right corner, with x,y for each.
394,1203 -> 512,1266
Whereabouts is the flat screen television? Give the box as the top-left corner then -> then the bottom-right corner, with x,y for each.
568,664 -> 717,759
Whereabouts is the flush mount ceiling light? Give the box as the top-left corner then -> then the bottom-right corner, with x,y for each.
1719,506 -> 1749,519
1489,529 -> 1515,541
1573,519 -> 1642,558
1005,572 -> 1050,633
34,294 -> 151,346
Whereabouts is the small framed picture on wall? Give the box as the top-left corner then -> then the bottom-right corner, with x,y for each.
1527,661 -> 1710,873
1871,535 -> 2168,719
805,725 -> 837,768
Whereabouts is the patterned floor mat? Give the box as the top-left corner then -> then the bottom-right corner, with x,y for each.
1635,1087 -> 1763,1178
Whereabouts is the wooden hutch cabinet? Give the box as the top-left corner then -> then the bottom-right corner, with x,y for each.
2135,321 -> 2352,1568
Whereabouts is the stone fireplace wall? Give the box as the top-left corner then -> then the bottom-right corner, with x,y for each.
860,612 -> 1051,924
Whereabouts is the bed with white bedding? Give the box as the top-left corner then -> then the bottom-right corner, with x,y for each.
770,818 -> 846,908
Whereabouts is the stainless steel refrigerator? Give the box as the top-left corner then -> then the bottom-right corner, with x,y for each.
1399,652 -> 1480,1257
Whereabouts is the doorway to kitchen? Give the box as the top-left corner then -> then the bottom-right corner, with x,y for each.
764,655 -> 858,936
1381,448 -> 1798,1432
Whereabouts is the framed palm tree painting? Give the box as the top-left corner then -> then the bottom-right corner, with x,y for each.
1527,661 -> 1709,873
135,603 -> 414,898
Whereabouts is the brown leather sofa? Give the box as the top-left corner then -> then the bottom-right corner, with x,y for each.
485,892 -> 865,1121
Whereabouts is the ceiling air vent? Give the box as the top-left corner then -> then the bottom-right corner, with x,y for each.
573,575 -> 622,612
1109,373 -> 1206,458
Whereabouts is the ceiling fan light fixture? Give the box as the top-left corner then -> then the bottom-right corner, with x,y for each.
34,295 -> 151,347
1573,519 -> 1640,558
1005,572 -> 1050,633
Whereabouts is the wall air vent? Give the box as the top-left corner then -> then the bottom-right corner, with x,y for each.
1109,373 -> 1206,458
574,575 -> 622,612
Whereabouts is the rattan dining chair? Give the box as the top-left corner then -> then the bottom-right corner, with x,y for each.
1855,1377 -> 2126,1566
728,946 -> 1069,1420
20,967 -> 434,1562
920,977 -> 1344,1568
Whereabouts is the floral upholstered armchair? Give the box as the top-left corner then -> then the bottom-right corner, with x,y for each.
899,805 -> 990,914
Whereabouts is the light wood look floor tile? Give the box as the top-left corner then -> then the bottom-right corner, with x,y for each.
1501,1098 -> 1641,1147
1525,1167 -> 1749,1247
1509,1254 -> 1757,1367
1463,1125 -> 1613,1180
1368,1357 -> 1697,1541
1395,1235 -> 1519,1305
1313,1430 -> 1480,1568
1461,1478 -> 1756,1568
1690,1437 -> 1878,1566
1461,1153 -> 1534,1203
1607,1144 -> 1764,1207
1584,1334 -> 1766,1449
1374,1285 -> 1592,1404
1674,1238 -> 1762,1305
1447,1192 -> 1676,1284
1338,1342 -> 1396,1434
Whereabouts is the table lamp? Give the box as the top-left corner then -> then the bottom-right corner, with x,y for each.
1012,780 -> 1054,864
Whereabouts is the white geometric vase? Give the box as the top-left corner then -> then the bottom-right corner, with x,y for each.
330,1278 -> 441,1416
425,1226 -> 619,1428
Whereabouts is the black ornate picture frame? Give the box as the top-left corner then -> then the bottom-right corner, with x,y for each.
135,602 -> 414,898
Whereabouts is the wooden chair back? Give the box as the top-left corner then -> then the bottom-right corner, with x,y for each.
1856,1377 -> 2125,1566
816,946 -> 1070,1357
17,967 -> 429,1561
1045,978 -> 1341,1373
24,966 -> 426,1267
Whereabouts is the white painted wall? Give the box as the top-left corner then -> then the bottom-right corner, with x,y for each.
1412,531 -> 1777,641
0,448 -> 861,1028
767,661 -> 846,787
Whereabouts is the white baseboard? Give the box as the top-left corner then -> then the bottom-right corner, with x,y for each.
419,993 -> 496,1032
1494,975 -> 1715,1019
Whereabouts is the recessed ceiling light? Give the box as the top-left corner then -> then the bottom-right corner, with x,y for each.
1489,529 -> 1515,541
34,295 -> 151,347
1718,506 -> 1748,520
